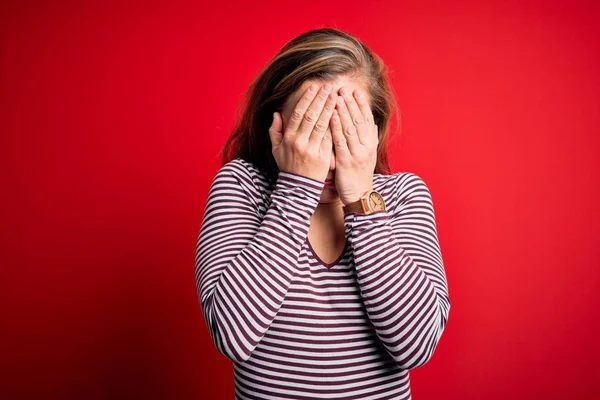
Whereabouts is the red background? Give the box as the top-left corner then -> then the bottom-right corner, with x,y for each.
2,0 -> 599,399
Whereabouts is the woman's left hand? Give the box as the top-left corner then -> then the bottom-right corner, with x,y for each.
329,87 -> 379,205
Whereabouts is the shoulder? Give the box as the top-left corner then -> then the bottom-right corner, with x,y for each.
215,157 -> 255,180
212,157 -> 271,207
374,171 -> 432,212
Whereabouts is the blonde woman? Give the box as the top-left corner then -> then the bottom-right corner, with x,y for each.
195,28 -> 450,400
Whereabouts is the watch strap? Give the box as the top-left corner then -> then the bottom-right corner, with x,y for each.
342,198 -> 366,214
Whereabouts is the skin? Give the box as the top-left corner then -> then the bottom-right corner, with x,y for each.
280,74 -> 379,206
279,75 -> 381,263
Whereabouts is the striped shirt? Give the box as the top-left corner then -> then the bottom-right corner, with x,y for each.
195,157 -> 450,400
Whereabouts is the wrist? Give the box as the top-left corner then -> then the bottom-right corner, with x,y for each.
341,189 -> 373,206
341,196 -> 360,206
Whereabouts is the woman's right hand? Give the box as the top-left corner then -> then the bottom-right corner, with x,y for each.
268,83 -> 338,183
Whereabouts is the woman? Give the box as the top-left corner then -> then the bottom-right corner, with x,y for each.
195,28 -> 450,400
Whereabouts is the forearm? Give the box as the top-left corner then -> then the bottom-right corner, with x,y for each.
344,209 -> 450,369
196,170 -> 324,362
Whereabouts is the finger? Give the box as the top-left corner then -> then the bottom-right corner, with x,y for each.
339,87 -> 365,126
353,89 -> 374,124
329,109 -> 351,159
268,112 -> 283,149
373,124 -> 380,147
297,83 -> 332,141
309,91 -> 337,148
286,84 -> 320,134
339,86 -> 370,145
335,95 -> 360,152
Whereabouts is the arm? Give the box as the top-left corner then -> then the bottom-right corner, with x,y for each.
343,172 -> 450,370
195,161 -> 324,363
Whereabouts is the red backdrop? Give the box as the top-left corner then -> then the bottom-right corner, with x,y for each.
2,0 -> 599,399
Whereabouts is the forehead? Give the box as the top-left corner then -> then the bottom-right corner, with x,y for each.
284,74 -> 370,110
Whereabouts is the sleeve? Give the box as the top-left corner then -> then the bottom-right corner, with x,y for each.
343,172 -> 450,370
194,162 -> 324,363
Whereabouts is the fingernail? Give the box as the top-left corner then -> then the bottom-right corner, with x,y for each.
355,90 -> 363,98
309,84 -> 317,93
324,83 -> 332,92
339,87 -> 348,95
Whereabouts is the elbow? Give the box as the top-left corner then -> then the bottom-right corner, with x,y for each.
391,302 -> 449,370
201,296 -> 253,363
209,327 -> 253,363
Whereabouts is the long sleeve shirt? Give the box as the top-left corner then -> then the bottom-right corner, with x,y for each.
195,157 -> 450,400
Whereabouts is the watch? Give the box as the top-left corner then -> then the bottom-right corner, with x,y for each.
342,189 -> 386,215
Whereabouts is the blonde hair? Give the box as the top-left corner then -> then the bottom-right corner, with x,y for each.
221,27 -> 400,184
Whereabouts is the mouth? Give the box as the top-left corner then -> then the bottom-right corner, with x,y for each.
324,179 -> 335,185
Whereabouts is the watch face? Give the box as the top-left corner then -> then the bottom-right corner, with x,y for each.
368,192 -> 386,211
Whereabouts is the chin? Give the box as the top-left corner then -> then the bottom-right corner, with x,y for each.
319,189 -> 340,203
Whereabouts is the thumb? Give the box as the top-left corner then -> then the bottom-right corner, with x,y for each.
268,112 -> 283,149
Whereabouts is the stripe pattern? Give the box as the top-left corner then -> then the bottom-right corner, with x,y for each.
195,158 -> 450,399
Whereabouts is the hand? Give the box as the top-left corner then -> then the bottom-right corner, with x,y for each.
269,83 -> 338,182
329,87 -> 379,205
